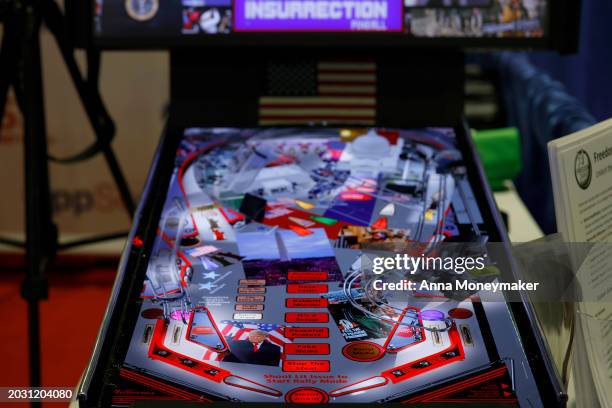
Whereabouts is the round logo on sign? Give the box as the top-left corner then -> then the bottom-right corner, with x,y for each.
342,341 -> 384,362
574,149 -> 592,190
125,0 -> 159,21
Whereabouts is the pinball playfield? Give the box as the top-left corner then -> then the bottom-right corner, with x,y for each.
81,127 -> 555,406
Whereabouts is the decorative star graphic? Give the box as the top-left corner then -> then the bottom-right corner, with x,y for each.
202,271 -> 219,280
198,282 -> 218,291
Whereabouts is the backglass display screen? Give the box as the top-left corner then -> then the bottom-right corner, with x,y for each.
94,0 -> 548,42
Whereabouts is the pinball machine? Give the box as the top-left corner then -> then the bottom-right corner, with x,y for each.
68,0 -> 580,406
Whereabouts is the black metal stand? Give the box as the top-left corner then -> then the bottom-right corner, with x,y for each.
0,2 -> 135,405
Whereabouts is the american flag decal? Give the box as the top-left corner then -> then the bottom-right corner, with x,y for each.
202,321 -> 291,361
259,60 -> 377,126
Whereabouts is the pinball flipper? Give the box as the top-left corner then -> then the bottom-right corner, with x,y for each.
223,375 -> 283,397
329,376 -> 389,397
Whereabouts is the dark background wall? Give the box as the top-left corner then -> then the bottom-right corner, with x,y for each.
531,1 -> 612,122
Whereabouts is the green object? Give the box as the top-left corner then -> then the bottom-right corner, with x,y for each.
219,195 -> 244,212
310,215 -> 338,225
471,127 -> 522,191
469,265 -> 501,278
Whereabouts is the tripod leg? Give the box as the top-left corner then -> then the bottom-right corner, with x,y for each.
100,138 -> 137,216
86,49 -> 137,217
15,3 -> 56,403
42,0 -> 136,217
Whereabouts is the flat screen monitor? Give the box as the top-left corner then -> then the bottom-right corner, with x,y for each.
90,0 -> 562,48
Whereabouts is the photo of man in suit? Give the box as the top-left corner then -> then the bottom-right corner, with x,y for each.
222,330 -> 281,366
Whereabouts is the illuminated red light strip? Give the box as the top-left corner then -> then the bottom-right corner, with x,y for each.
285,298 -> 329,308
400,366 -> 514,404
287,271 -> 328,281
118,368 -> 211,402
286,283 -> 328,294
284,327 -> 330,339
282,360 -> 330,372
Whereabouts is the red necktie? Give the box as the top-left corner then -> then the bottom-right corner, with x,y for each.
253,343 -> 259,352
